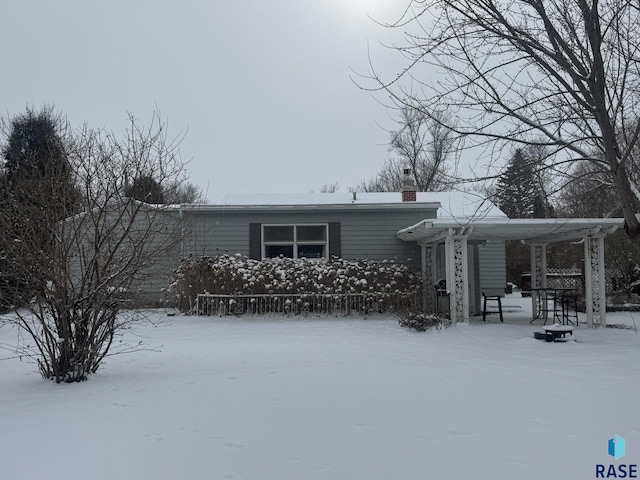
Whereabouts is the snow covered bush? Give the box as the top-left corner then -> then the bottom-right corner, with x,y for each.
168,254 -> 423,315
399,313 -> 451,332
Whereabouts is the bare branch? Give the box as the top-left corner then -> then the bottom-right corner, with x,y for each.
360,0 -> 640,236
0,111 -> 185,382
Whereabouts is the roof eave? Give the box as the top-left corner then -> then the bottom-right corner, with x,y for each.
179,202 -> 442,213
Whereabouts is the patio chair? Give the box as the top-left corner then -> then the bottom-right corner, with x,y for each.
559,290 -> 580,326
434,279 -> 449,315
482,291 -> 504,322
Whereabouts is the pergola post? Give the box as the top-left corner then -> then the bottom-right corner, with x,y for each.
445,228 -> 470,323
584,234 -> 607,328
421,243 -> 437,313
530,243 -> 547,318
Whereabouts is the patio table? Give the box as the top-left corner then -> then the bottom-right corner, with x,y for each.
542,323 -> 575,342
529,287 -> 576,324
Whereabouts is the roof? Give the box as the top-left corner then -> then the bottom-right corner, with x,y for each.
397,217 -> 625,244
207,192 -> 507,220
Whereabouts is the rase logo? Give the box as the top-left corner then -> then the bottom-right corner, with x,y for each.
610,436 -> 627,460
596,435 -> 637,478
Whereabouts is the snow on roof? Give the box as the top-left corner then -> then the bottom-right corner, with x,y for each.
413,192 -> 507,221
219,192 -> 507,221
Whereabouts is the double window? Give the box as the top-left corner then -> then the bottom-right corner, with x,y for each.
263,224 -> 328,259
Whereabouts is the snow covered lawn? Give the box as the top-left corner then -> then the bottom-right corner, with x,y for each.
1,299 -> 639,480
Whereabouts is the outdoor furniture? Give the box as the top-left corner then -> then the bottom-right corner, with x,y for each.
559,290 -> 580,326
541,323 -> 575,342
482,292 -> 504,322
530,287 -> 575,324
434,279 -> 449,315
529,287 -> 558,324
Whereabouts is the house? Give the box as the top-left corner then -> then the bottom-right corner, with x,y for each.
174,185 -> 510,319
129,177 -> 623,327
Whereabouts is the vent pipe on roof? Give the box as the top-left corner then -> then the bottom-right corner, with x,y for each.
402,168 -> 417,202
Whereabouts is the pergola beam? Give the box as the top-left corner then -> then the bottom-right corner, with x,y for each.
519,226 -> 618,245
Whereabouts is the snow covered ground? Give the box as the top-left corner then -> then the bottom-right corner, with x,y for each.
1,294 -> 639,480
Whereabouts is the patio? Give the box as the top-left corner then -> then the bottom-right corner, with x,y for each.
398,217 -> 625,327
470,290 -> 574,326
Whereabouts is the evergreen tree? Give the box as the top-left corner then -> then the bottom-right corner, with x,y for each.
4,108 -> 68,179
125,175 -> 165,204
0,107 -> 78,308
495,149 -> 538,218
2,106 -> 78,220
495,148 -> 557,286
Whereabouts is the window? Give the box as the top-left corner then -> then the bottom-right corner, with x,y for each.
249,222 -> 340,260
263,224 -> 328,259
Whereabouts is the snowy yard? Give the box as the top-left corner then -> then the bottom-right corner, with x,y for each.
1,295 -> 639,480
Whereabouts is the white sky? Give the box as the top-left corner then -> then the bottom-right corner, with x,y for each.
1,1 -> 413,202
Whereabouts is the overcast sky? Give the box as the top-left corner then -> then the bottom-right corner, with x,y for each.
1,1 -> 415,202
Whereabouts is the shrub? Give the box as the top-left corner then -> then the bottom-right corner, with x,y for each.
399,313 -> 451,332
167,254 -> 423,315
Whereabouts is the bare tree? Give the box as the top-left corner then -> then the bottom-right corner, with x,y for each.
0,113 -> 185,382
365,0 -> 640,237
558,160 -> 620,218
124,176 -> 203,205
360,107 -> 455,192
318,181 -> 341,193
359,158 -> 406,192
163,179 -> 204,204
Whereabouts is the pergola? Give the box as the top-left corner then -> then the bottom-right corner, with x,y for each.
397,218 -> 625,327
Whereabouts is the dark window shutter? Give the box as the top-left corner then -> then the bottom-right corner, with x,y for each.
328,222 -> 341,259
249,223 -> 262,259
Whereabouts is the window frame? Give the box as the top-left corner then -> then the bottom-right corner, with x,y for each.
262,223 -> 329,260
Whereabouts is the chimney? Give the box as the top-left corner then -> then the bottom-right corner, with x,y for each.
401,168 -> 417,202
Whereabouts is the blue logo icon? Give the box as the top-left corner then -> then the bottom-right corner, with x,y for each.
608,435 -> 626,460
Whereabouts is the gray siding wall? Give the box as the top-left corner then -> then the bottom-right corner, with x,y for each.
182,208 -> 436,268
114,207 -> 183,305
478,241 -> 507,297
67,204 -> 443,307
67,204 -> 182,308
